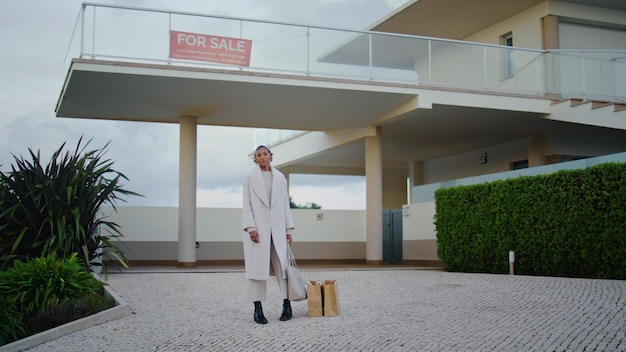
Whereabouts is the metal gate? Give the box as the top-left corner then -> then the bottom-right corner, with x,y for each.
383,208 -> 403,264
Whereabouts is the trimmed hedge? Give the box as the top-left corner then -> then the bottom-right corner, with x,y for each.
434,162 -> 626,279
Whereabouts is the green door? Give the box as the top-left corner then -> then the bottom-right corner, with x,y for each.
383,208 -> 403,264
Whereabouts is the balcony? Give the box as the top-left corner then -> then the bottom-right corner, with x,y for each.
67,4 -> 625,101
63,3 -> 626,146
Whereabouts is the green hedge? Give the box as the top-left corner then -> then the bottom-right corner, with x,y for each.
434,162 -> 626,279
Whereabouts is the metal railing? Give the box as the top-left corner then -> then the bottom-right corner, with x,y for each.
66,3 -> 626,145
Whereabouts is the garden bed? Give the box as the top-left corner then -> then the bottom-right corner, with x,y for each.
1,277 -> 130,352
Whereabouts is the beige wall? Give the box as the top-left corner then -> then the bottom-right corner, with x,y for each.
401,202 -> 438,262
423,139 -> 529,184
101,207 -> 367,243
101,205 -> 442,264
402,202 -> 436,241
383,168 -> 408,209
419,130 -> 626,185
412,1 -> 626,95
550,1 -> 626,28
559,23 -> 626,50
101,206 -> 369,262
465,2 -> 548,49
412,1 -> 548,93
463,2 -> 548,92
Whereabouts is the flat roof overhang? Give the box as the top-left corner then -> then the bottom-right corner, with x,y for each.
55,59 -> 419,131
55,60 -> 626,177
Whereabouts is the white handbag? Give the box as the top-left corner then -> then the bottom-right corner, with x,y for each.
286,245 -> 307,301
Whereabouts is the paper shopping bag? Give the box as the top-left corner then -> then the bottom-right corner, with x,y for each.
306,280 -> 323,317
322,280 -> 340,316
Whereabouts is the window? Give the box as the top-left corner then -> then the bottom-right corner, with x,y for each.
512,159 -> 528,170
501,32 -> 514,78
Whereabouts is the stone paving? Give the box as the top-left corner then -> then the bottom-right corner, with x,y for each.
23,269 -> 625,351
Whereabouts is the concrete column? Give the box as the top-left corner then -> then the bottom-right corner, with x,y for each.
284,172 -> 290,204
365,127 -> 383,265
408,161 -> 424,188
528,134 -> 547,167
542,15 -> 559,50
178,116 -> 197,267
408,161 -> 424,204
542,15 -> 560,97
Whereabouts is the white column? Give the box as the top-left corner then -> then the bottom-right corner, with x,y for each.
528,134 -> 547,167
178,116 -> 197,267
408,161 -> 424,204
365,127 -> 383,264
408,161 -> 424,188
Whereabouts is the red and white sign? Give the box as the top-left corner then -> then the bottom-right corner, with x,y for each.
170,31 -> 252,67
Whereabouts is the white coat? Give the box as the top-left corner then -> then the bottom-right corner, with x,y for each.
242,165 -> 295,280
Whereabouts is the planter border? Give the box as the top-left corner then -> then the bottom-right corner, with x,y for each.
1,275 -> 130,352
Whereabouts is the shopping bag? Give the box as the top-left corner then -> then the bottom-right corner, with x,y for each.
306,280 -> 323,317
322,279 -> 340,316
286,245 -> 307,301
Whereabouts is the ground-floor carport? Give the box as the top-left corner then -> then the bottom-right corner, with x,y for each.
55,59 -> 421,266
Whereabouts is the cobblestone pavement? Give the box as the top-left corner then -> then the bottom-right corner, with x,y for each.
24,269 -> 625,351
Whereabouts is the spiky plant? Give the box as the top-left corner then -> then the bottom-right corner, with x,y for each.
0,137 -> 141,271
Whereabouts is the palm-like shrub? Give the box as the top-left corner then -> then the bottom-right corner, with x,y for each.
0,298 -> 25,345
0,253 -> 105,315
0,138 -> 140,271
0,252 -> 114,344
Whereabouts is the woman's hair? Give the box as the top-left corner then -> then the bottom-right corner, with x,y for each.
253,145 -> 273,163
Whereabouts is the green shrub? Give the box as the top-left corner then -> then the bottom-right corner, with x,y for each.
0,253 -> 114,345
0,137 -> 141,271
0,253 -> 105,315
0,299 -> 26,345
435,162 -> 626,279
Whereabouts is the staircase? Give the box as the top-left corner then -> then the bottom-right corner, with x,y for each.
548,99 -> 626,130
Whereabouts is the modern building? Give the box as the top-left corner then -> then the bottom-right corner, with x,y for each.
56,1 -> 626,267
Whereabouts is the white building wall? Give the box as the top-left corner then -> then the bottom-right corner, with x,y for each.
100,207 -> 366,243
412,2 -> 549,93
402,202 -> 436,241
559,23 -> 626,50
423,139 -> 528,184
465,2 -> 548,49
551,1 -> 626,28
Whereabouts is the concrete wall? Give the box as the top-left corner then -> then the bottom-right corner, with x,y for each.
551,1 -> 626,30
383,167 -> 408,209
411,2 -> 549,93
423,139 -> 529,184
101,152 -> 626,267
101,207 -> 367,263
429,1 -> 626,98
465,2 -> 548,49
401,202 -> 438,263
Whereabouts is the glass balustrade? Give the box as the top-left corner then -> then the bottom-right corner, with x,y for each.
68,4 -> 626,146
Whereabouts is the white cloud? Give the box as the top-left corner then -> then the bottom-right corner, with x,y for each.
0,0 -> 409,209
197,186 -> 243,208
290,177 -> 366,210
196,174 -> 367,210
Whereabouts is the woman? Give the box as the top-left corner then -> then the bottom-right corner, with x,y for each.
242,145 -> 295,324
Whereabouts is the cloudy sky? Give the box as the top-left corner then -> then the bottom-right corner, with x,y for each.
0,0 -> 409,209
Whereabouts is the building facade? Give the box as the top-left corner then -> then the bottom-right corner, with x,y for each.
57,0 -> 626,266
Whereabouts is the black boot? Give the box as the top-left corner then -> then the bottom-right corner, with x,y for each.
253,301 -> 268,324
280,299 -> 292,321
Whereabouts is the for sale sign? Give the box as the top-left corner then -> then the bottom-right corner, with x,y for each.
170,31 -> 252,67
